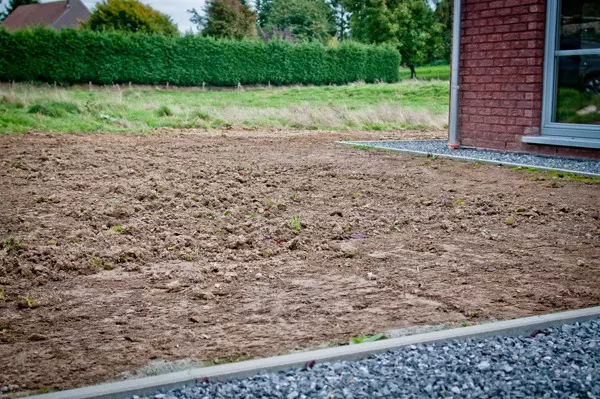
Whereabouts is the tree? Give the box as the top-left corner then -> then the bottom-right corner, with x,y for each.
255,0 -> 273,27
189,0 -> 257,39
82,0 -> 178,36
344,0 -> 441,78
0,0 -> 39,22
329,0 -> 351,41
433,0 -> 452,62
263,0 -> 335,42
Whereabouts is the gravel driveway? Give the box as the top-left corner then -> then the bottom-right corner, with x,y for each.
141,318 -> 600,399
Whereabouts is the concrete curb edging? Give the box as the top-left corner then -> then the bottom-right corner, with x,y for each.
336,141 -> 600,178
29,306 -> 600,399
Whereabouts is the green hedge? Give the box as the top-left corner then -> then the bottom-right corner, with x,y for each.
0,28 -> 400,86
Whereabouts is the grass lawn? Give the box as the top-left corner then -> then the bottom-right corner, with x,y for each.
0,80 -> 449,134
398,65 -> 450,81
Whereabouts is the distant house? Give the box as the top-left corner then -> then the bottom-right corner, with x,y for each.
1,0 -> 90,30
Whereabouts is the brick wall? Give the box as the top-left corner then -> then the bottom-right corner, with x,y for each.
457,0 -> 600,159
458,0 -> 546,151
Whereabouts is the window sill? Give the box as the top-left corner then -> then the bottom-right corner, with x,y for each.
522,136 -> 600,149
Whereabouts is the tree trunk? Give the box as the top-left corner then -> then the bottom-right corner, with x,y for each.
409,65 -> 417,79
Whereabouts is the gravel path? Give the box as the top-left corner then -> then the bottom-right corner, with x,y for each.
341,140 -> 600,176
140,318 -> 600,399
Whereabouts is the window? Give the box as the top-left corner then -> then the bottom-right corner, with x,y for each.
533,0 -> 600,148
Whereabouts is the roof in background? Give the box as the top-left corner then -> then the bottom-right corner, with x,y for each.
1,1 -> 76,30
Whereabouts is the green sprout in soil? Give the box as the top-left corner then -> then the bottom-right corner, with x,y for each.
0,287 -> 5,301
349,333 -> 386,345
111,225 -> 127,234
289,215 -> 302,232
90,256 -> 112,270
222,209 -> 232,217
263,196 -> 276,210
1,236 -> 23,252
20,296 -> 37,308
289,193 -> 298,200
352,192 -> 361,199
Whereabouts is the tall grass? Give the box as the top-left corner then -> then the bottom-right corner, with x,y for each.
0,81 -> 449,134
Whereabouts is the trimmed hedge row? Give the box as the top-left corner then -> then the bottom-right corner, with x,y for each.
0,28 -> 400,86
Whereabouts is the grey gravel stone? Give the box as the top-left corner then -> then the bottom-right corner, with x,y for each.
141,318 -> 600,399
342,140 -> 600,176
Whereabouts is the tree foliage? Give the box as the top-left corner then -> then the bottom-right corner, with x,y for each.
344,0 -> 444,77
82,0 -> 178,36
433,0 -> 452,62
255,0 -> 273,27
0,0 -> 39,22
189,0 -> 257,39
262,0 -> 335,42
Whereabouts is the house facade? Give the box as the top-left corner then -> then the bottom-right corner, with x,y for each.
453,0 -> 600,159
1,0 -> 90,31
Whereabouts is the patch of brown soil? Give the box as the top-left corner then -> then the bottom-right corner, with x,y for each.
1,129 -> 599,394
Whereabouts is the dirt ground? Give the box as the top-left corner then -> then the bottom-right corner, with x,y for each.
1,129 -> 599,395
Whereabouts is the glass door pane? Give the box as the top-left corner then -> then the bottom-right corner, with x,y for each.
554,0 -> 600,126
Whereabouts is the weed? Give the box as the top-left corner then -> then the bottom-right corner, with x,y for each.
351,144 -> 375,151
263,196 -> 276,210
505,217 -> 514,226
90,256 -> 111,270
20,296 -> 37,308
349,333 -> 386,345
427,153 -> 438,160
246,212 -> 259,219
194,110 -> 211,120
111,225 -> 127,234
222,209 -> 232,217
205,355 -> 250,366
0,320 -> 8,331
461,322 -> 469,327
184,247 -> 199,262
37,388 -> 57,394
509,166 -> 600,183
48,239 -> 56,245
262,250 -> 271,257
1,236 -> 23,252
0,287 -> 5,301
28,101 -> 80,117
11,159 -> 26,169
352,192 -> 361,199
289,193 -> 298,200
344,224 -> 352,233
289,215 -> 302,232
455,199 -> 464,205
156,105 -> 173,117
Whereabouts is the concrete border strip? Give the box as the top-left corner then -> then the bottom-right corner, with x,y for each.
29,306 -> 600,399
336,141 -> 600,178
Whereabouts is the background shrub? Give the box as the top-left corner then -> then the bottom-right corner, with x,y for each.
0,28 -> 400,86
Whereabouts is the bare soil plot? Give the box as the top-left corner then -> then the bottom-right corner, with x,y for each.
0,129 -> 599,394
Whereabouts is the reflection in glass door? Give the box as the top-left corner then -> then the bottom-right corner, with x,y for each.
554,0 -> 600,126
